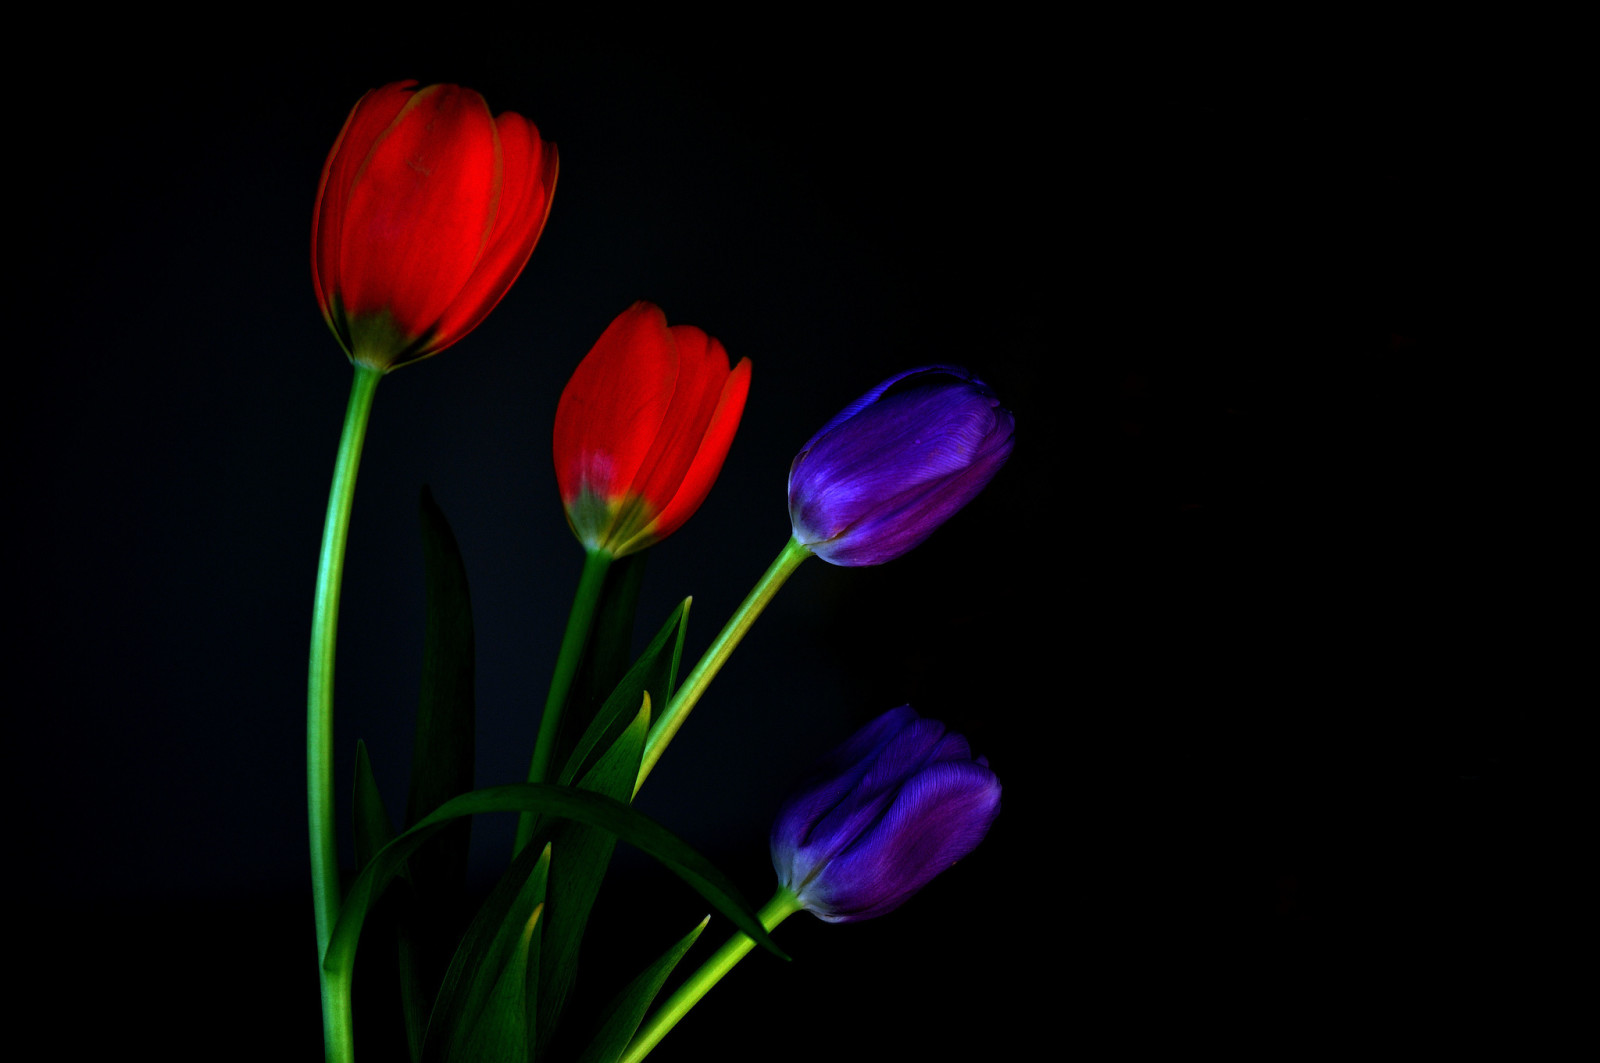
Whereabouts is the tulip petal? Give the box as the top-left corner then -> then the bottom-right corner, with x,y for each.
808,760 -> 1001,922
646,354 -> 751,547
312,80 -> 419,348
312,80 -> 555,371
615,328 -> 750,555
336,85 -> 500,343
788,366 -> 1015,565
553,304 -> 678,548
770,706 -> 1000,923
554,305 -> 748,557
436,111 -> 558,345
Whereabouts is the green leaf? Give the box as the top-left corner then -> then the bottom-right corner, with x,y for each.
352,739 -> 398,874
399,487 -> 479,1059
560,599 -> 689,787
323,782 -> 786,988
453,902 -> 542,1063
537,698 -> 651,1054
576,916 -> 710,1063
426,844 -> 551,1063
549,550 -> 647,781
407,486 -> 476,887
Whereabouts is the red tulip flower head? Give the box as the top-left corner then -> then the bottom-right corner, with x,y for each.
312,80 -> 558,372
554,303 -> 752,558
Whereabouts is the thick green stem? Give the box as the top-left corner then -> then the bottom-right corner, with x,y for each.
307,363 -> 383,1063
620,888 -> 803,1063
517,547 -> 613,851
635,537 -> 811,795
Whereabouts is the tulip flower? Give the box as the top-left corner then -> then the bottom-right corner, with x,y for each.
635,367 -> 1015,794
770,705 -> 1002,921
554,302 -> 752,559
520,303 -> 751,806
788,365 -> 1015,566
619,706 -> 1000,1062
311,80 -> 558,372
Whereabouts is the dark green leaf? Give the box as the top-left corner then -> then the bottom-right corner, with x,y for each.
550,550 -> 646,780
452,902 -> 542,1063
407,486 -> 476,890
560,599 -> 689,787
352,739 -> 398,874
428,845 -> 553,1056
576,916 -> 709,1063
323,782 -> 786,987
537,700 -> 650,1054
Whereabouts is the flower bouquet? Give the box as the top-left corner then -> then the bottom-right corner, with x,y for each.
304,80 -> 1014,1063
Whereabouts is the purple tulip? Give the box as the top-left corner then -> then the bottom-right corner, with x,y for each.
787,365 -> 1014,566
770,706 -> 1001,923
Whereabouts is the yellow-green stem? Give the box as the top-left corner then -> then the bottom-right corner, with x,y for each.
620,888 -> 803,1063
635,537 -> 811,794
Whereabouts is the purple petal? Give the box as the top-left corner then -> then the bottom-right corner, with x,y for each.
788,366 -> 1015,566
803,760 -> 1002,922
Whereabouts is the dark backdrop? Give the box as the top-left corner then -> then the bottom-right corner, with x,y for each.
14,14 -> 1547,1061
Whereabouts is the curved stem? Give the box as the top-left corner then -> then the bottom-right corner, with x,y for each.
635,537 -> 811,795
517,547 -> 612,852
620,888 -> 803,1063
307,363 -> 383,1063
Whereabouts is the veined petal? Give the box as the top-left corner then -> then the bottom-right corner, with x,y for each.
807,760 -> 1001,922
647,354 -> 751,547
788,366 -> 1014,566
553,304 -> 678,537
769,707 -> 1000,924
553,303 -> 747,557
336,84 -> 500,339
436,111 -> 558,346
311,80 -> 419,341
311,80 -> 555,371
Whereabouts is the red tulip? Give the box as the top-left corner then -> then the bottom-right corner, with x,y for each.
554,303 -> 752,558
311,80 -> 557,371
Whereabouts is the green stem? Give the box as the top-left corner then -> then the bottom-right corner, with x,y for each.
517,547 -> 613,851
635,536 -> 811,795
620,888 -> 803,1063
308,363 -> 383,1063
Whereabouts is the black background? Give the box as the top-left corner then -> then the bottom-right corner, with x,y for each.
14,13 -> 1555,1061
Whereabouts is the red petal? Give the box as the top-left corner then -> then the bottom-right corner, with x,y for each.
625,324 -> 730,519
435,110 -> 557,346
552,303 -> 677,511
650,352 -> 751,544
311,80 -> 417,326
335,84 -> 499,339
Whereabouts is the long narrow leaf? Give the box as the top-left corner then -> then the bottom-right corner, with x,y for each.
549,550 -> 647,781
452,903 -> 542,1063
537,699 -> 650,1054
408,486 -> 476,883
423,842 -> 551,1063
576,917 -> 710,1063
401,487 -> 479,1059
352,739 -> 398,873
323,782 -> 786,984
560,600 -> 689,787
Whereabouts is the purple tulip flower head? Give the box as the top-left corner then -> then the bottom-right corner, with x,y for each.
787,366 -> 1015,566
770,706 -> 1001,923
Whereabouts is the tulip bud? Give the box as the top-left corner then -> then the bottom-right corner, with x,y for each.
787,366 -> 1014,566
770,706 -> 1001,923
554,302 -> 752,558
311,80 -> 558,371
